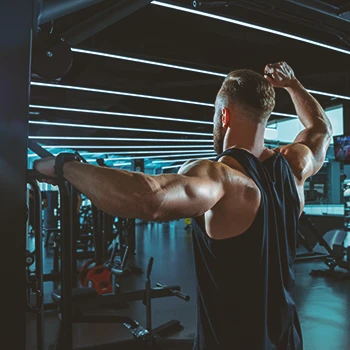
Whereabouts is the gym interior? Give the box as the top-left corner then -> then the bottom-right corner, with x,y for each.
2,1 -> 350,349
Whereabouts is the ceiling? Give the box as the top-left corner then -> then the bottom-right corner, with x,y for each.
29,0 -> 350,172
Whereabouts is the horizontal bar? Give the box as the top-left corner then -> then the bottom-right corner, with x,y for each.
72,48 -> 226,77
43,144 -> 213,149
95,152 -> 215,162
29,136 -> 213,142
91,149 -> 215,155
29,104 -> 214,125
29,120 -> 212,136
30,82 -> 214,107
153,156 -> 216,164
162,164 -> 183,169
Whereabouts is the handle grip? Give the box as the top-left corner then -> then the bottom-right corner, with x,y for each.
146,257 -> 154,278
170,289 -> 190,302
156,282 -> 190,302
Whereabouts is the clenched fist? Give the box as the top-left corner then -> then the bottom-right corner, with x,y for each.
264,61 -> 297,88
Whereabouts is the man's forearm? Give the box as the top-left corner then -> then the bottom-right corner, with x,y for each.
62,161 -> 158,219
285,79 -> 332,132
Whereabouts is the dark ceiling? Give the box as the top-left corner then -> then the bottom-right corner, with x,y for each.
29,0 -> 350,171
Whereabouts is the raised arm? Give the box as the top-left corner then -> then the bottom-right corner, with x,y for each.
34,158 -> 225,221
264,61 -> 333,182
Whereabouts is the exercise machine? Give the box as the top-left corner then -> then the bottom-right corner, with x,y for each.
49,172 -> 193,349
298,212 -> 350,279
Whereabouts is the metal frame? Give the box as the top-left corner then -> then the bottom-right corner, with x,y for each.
61,0 -> 153,46
28,175 -> 45,350
0,1 -> 33,348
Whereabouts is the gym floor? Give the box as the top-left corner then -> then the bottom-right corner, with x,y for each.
26,221 -> 350,350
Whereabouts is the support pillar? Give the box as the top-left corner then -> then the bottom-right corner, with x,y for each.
0,1 -> 33,348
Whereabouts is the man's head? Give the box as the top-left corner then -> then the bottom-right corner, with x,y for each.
213,69 -> 275,154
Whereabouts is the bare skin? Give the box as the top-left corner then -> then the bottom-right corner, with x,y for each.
34,61 -> 332,240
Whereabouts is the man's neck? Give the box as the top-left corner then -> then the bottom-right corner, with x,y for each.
223,123 -> 267,157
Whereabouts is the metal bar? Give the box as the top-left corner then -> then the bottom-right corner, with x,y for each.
95,285 -> 182,305
62,0 -> 152,46
29,179 -> 45,350
299,213 -> 334,256
100,210 -> 107,259
70,184 -> 79,288
92,204 -> 103,265
28,140 -> 55,158
145,257 -> 154,332
286,0 -> 350,23
73,315 -> 139,328
193,1 -> 235,9
0,0 -> 33,348
57,180 -> 73,350
38,0 -> 107,25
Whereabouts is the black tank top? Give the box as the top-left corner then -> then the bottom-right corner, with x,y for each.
192,148 -> 303,350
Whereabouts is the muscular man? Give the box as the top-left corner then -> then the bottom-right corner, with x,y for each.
35,62 -> 332,349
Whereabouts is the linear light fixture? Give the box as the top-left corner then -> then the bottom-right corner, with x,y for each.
28,120 -> 212,136
306,90 -> 350,101
90,152 -> 215,162
31,82 -> 346,115
28,150 -> 216,158
29,86 -> 298,119
90,149 -> 215,155
30,82 -> 214,107
162,164 -> 183,170
30,103 -> 297,121
29,105 -> 213,125
29,136 -> 213,143
43,145 -> 213,149
151,1 -> 350,56
152,156 -> 216,164
72,49 -> 350,102
272,112 -> 297,118
112,162 -> 132,166
72,48 -> 226,77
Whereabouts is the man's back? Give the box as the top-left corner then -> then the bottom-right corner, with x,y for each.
192,148 -> 302,350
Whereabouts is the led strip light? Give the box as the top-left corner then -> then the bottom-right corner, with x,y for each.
156,156 -> 217,167
151,1 -> 350,56
72,48 -> 226,77
88,152 -> 216,162
29,136 -> 213,143
87,149 -> 215,155
29,105 -> 214,125
30,103 -> 296,122
152,156 -> 216,164
28,150 -> 214,158
29,120 -> 212,137
71,47 -> 350,102
162,164 -> 185,170
112,162 -> 132,166
43,145 -> 213,149
30,82 -> 213,107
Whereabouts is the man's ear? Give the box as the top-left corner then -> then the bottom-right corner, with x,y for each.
221,108 -> 230,128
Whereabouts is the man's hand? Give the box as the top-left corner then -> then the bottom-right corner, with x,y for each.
264,61 -> 297,88
33,157 -> 57,184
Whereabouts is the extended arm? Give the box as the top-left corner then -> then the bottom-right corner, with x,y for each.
35,158 -> 225,221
